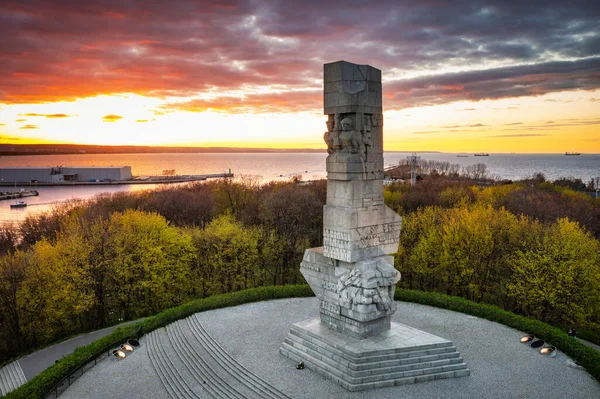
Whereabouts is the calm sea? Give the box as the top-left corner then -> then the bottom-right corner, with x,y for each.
0,152 -> 598,224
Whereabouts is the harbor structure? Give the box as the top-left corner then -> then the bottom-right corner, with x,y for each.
0,166 -> 132,183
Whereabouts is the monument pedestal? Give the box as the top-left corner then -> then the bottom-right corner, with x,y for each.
280,318 -> 470,391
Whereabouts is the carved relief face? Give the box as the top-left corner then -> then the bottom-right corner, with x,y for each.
340,118 -> 353,131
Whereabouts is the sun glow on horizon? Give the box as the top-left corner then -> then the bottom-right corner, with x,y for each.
0,90 -> 599,153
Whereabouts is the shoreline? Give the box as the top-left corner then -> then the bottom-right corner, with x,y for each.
0,173 -> 233,187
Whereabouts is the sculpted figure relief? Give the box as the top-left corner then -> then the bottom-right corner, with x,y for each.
339,117 -> 360,154
324,118 -> 338,154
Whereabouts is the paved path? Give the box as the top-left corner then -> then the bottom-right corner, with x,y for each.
59,298 -> 600,399
0,319 -> 139,396
17,320 -> 138,381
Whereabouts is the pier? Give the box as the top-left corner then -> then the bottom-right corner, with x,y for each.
0,190 -> 39,201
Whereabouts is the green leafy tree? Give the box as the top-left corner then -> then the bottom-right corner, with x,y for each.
17,236 -> 94,346
190,214 -> 262,296
105,210 -> 195,320
507,218 -> 600,328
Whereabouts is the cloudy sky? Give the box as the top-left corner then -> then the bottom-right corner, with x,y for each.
0,0 -> 598,152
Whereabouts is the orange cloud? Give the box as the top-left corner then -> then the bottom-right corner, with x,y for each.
20,124 -> 39,129
163,89 -> 321,114
102,114 -> 123,122
15,119 -> 26,122
21,113 -> 71,118
136,119 -> 148,122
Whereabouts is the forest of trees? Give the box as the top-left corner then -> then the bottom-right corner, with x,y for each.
0,172 -> 599,364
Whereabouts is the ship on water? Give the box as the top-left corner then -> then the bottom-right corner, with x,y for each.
474,153 -> 489,156
565,152 -> 581,156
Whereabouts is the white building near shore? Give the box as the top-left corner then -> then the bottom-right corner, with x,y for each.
0,166 -> 132,183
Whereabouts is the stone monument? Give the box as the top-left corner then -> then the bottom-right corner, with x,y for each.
280,61 -> 470,391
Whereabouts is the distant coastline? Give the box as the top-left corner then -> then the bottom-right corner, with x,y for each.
0,144 -> 445,156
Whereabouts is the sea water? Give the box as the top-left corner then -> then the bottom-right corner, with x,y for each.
0,152 -> 598,224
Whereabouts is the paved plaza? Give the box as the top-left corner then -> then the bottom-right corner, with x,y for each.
57,297 -> 600,399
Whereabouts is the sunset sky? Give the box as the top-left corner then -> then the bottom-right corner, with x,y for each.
0,0 -> 598,153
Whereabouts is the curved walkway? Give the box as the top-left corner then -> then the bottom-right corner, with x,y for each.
59,298 -> 600,399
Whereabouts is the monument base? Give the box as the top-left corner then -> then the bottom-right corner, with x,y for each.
280,318 -> 470,391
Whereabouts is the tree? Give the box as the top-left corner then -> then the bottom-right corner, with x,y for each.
190,214 -> 262,296
258,183 -> 322,285
105,210 -> 195,321
0,252 -> 26,360
507,218 -> 600,328
17,237 -> 95,345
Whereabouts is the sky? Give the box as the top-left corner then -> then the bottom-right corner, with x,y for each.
0,0 -> 599,153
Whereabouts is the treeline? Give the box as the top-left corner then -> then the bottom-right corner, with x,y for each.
385,177 -> 600,238
388,177 -> 600,335
388,159 -> 600,192
0,178 -> 325,363
1,174 -> 599,364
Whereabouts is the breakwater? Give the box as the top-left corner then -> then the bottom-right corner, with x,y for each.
0,190 -> 39,201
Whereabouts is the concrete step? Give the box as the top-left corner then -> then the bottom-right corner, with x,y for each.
285,331 -> 461,372
0,363 -> 8,397
167,320 -> 244,399
0,361 -> 27,396
146,330 -> 199,399
281,322 -> 471,392
284,334 -> 463,379
186,315 -> 290,399
289,325 -> 454,364
146,331 -> 182,399
281,341 -> 469,391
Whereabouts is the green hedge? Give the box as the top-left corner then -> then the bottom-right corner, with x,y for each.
394,288 -> 600,383
5,285 -> 314,399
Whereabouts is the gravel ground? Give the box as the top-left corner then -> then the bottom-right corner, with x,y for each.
61,298 -> 600,399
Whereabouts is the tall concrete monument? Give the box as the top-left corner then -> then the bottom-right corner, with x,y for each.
280,61 -> 469,391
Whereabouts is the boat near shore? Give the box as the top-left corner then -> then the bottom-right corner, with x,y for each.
10,201 -> 27,209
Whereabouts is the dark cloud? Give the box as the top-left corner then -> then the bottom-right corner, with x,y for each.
102,114 -> 123,122
387,57 -> 600,108
0,0 -> 598,110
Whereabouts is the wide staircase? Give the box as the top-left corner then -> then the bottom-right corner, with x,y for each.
146,315 -> 290,399
280,321 -> 470,391
0,361 -> 27,396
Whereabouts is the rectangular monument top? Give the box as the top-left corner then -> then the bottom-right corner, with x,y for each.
324,60 -> 382,115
